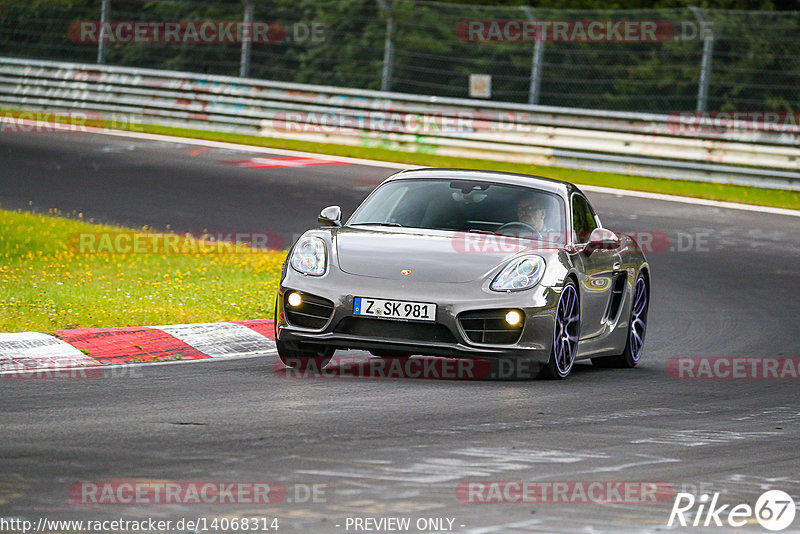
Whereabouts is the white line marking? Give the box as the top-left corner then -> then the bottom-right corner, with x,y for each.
79,127 -> 414,169
71,127 -> 799,216
579,184 -> 800,217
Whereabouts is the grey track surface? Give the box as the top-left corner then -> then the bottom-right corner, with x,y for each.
1,132 -> 799,533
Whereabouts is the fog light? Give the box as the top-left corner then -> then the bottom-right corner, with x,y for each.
505,310 -> 522,326
287,292 -> 302,307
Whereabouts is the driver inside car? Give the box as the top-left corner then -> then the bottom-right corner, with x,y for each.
516,198 -> 551,238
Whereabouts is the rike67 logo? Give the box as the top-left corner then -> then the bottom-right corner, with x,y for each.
668,490 -> 796,530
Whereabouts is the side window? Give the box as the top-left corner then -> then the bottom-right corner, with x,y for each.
571,195 -> 598,243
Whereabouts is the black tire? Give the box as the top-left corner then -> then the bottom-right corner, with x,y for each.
538,279 -> 581,380
592,273 -> 649,369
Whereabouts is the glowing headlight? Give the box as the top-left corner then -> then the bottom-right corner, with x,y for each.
491,255 -> 545,291
505,310 -> 522,326
290,236 -> 327,276
287,292 -> 302,307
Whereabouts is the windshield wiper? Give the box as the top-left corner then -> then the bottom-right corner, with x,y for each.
350,222 -> 405,227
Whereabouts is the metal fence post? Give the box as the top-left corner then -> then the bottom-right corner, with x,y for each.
521,6 -> 544,105
690,6 -> 714,112
376,0 -> 394,92
97,0 -> 110,64
240,0 -> 254,78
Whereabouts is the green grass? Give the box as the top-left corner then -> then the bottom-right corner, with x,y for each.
2,108 -> 798,209
0,209 -> 285,332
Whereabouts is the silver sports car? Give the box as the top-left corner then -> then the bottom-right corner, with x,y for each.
274,169 -> 650,379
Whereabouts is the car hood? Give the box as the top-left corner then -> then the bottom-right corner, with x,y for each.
334,226 -> 532,282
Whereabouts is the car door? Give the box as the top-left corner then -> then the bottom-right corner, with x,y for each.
570,194 -> 621,339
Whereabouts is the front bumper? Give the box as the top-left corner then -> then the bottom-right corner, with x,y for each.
276,268 -> 560,363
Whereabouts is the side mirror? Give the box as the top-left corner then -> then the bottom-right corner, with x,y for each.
585,228 -> 619,255
318,205 -> 342,227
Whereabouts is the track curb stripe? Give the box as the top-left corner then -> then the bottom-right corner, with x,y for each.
0,320 -> 276,376
155,322 -> 275,358
230,319 -> 275,339
0,332 -> 99,374
55,326 -> 207,365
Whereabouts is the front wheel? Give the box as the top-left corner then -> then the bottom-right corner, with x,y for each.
538,280 -> 580,380
592,273 -> 649,368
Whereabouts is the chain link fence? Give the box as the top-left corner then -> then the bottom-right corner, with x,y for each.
1,0 -> 798,114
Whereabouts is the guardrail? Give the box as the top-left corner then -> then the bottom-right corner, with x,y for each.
1,56 -> 798,190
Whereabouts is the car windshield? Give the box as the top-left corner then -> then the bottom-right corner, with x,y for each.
348,178 -> 567,243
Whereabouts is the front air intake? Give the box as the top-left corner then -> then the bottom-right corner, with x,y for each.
458,309 -> 524,345
284,292 -> 334,329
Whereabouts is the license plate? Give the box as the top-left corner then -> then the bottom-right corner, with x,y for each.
353,297 -> 436,322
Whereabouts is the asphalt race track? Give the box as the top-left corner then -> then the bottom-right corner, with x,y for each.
2,131 -> 800,533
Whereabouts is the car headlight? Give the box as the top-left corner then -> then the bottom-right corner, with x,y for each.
491,255 -> 545,291
290,236 -> 327,276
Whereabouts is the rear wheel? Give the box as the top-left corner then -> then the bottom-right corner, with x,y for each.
592,273 -> 649,368
538,280 -> 580,380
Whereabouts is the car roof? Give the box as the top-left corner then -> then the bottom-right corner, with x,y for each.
384,168 -> 582,198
